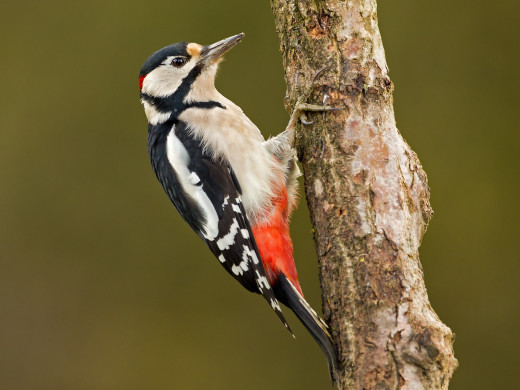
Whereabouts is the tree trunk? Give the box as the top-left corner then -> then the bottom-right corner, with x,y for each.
270,1 -> 458,389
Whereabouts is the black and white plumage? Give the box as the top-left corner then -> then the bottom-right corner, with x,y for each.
139,33 -> 338,379
147,118 -> 290,329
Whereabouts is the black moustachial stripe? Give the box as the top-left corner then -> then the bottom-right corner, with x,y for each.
140,63 -> 226,122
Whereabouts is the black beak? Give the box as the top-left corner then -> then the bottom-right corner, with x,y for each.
200,33 -> 244,64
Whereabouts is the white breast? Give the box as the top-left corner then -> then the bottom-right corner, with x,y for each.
178,99 -> 281,225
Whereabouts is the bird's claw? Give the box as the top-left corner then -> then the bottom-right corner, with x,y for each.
299,114 -> 314,125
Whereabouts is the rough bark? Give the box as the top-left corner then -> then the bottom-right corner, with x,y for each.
270,1 -> 458,389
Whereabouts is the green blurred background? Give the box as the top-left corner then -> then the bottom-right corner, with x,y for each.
1,1 -> 518,389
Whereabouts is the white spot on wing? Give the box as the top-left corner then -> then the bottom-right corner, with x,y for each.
218,254 -> 226,263
270,298 -> 281,311
255,272 -> 270,290
231,260 -> 249,276
222,196 -> 229,209
216,218 -> 239,250
241,229 -> 249,239
166,129 -> 219,240
231,264 -> 242,275
242,245 -> 259,264
189,172 -> 201,185
232,204 -> 241,213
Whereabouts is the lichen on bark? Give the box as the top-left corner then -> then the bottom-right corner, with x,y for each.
270,1 -> 458,389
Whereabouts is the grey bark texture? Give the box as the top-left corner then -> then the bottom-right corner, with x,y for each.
270,1 -> 458,389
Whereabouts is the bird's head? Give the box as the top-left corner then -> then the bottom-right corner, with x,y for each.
139,33 -> 244,100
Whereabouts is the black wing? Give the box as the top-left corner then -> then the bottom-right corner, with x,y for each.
148,120 -> 291,331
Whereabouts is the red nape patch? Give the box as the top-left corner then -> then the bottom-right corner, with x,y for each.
139,75 -> 146,90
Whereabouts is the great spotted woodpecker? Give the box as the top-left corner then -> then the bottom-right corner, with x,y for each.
139,33 -> 338,378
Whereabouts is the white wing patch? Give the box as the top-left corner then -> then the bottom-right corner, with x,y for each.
166,129 -> 219,240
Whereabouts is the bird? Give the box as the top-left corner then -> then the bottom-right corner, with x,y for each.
139,32 -> 338,379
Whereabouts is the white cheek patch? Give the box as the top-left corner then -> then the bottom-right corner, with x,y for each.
166,128 -> 219,240
142,66 -> 183,97
142,57 -> 197,98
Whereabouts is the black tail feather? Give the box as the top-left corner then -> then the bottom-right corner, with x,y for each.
273,273 -> 339,382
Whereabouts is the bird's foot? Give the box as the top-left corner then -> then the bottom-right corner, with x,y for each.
286,101 -> 345,133
282,67 -> 346,148
292,103 -> 344,126
286,66 -> 345,128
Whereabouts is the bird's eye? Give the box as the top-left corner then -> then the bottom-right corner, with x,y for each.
171,57 -> 187,68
